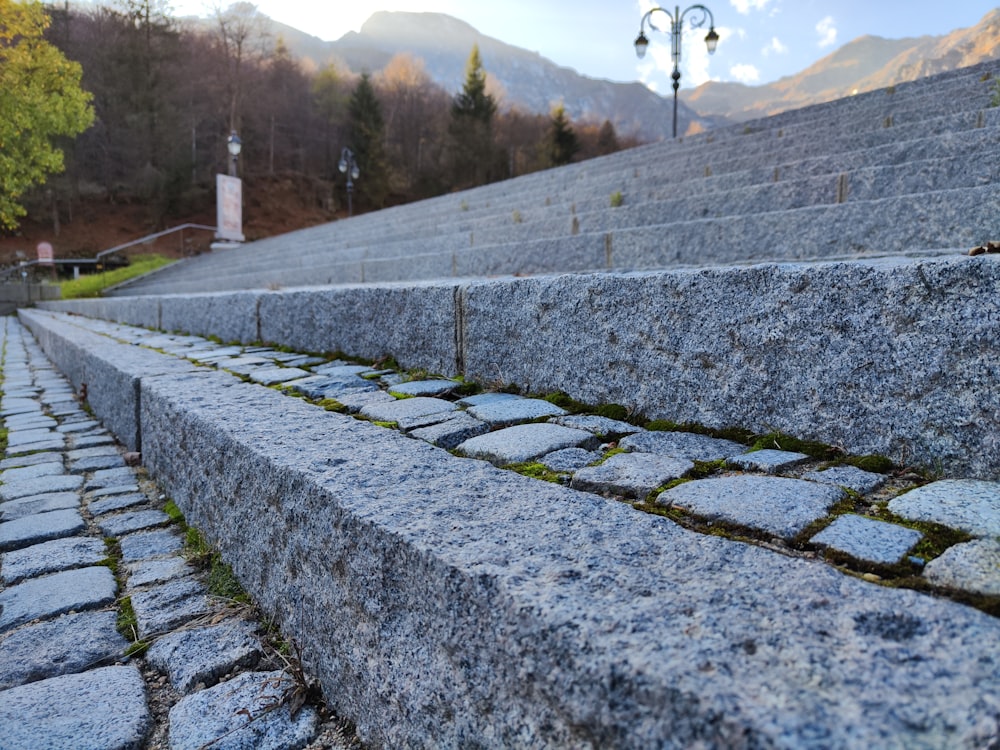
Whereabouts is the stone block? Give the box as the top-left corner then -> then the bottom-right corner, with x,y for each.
802,465 -> 888,494
0,508 -> 85,552
456,423 -> 594,465
0,536 -> 107,585
923,539 -> 1000,596
572,453 -> 692,499
0,666 -> 150,750
660,475 -> 844,539
146,619 -> 262,693
465,396 -> 567,427
0,611 -> 127,690
408,412 -> 489,449
0,566 -> 116,633
0,491 -> 80,521
888,479 -> 1000,538
620,431 -> 748,462
97,509 -> 171,537
119,529 -> 184,562
168,670 -> 318,749
727,448 -> 810,474
810,514 -> 923,565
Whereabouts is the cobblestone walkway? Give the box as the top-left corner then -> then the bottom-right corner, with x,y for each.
0,319 -> 355,749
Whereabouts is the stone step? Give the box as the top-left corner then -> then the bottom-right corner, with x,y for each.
115,181 -> 996,294
18,305 -> 1000,748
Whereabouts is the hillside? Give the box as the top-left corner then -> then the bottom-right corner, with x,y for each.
682,8 -> 1000,121
262,11 -> 719,141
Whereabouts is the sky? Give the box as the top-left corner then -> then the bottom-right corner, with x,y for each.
170,1 -> 1000,94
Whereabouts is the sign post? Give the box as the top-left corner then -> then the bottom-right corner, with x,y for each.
216,174 -> 245,243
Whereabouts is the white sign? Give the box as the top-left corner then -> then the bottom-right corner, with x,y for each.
216,174 -> 245,242
37,242 -> 54,266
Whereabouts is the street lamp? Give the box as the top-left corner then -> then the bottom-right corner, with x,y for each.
227,130 -> 242,177
338,147 -> 360,218
634,5 -> 719,139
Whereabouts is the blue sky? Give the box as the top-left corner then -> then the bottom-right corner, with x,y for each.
172,1 -> 999,92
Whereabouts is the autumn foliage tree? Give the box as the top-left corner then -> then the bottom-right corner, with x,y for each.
0,0 -> 94,229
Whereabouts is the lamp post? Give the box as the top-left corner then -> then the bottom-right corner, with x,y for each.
338,147 -> 360,218
227,130 -> 242,176
634,5 -> 719,139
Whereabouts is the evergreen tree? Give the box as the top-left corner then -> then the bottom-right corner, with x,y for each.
448,45 -> 498,187
0,0 -> 94,229
347,72 -> 388,209
546,105 -> 579,167
596,119 -> 620,155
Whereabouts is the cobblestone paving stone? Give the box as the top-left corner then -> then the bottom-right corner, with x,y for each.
2,314 -> 999,747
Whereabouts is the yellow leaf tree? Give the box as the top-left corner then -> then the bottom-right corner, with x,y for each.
0,0 -> 94,230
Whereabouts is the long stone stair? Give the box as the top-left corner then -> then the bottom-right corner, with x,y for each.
4,61 -> 1000,748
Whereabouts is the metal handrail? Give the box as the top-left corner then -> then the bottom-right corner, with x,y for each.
95,223 -> 217,260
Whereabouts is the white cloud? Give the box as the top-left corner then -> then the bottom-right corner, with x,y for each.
729,63 -> 761,84
730,0 -> 773,15
762,36 -> 788,56
816,16 -> 837,48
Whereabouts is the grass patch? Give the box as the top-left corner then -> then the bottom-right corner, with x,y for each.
506,461 -> 563,483
163,500 -> 185,525
59,254 -> 175,299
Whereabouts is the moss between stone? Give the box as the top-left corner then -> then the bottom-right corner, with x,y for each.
505,461 -> 564,484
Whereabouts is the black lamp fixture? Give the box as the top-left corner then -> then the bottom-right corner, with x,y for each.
338,147 -> 360,217
634,4 -> 719,138
226,130 -> 242,176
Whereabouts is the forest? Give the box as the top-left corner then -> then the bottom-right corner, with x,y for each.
8,0 -> 639,252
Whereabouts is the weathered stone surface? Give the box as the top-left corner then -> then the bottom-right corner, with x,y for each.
660,475 -> 844,538
119,528 -> 183,561
0,508 -> 85,552
810,514 -> 923,565
465,396 -> 567,426
359,396 -> 458,430
0,666 -> 150,749
97,509 -> 171,537
888,480 -> 1000,538
571,453 -> 693,498
67,445 -> 122,461
86,466 -> 137,489
802,465 -> 888,494
130,576 -> 211,638
727,448 -> 810,474
127,556 -> 194,588
549,415 -> 643,437
456,392 -> 521,407
146,619 -> 262,693
0,536 -> 107,585
0,491 -> 80,521
620,431 -> 748,462
336,389 -> 395,413
0,611 -> 127,690
0,452 -> 62,470
0,566 -> 116,633
168,670 -> 318,750
0,473 -> 83,502
0,461 -> 64,483
924,539 -> 1000,596
70,453 -> 126,473
408,412 -> 489,450
5,437 -> 65,455
88,492 -> 149,516
456,423 -> 594,465
70,434 -> 117,449
90,484 -> 142,499
288,375 -> 378,400
540,447 -> 601,473
248,366 -> 311,385
388,379 -> 459,397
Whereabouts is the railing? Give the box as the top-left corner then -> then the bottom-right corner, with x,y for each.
0,223 -> 217,282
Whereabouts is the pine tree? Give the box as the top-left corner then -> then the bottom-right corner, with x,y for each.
596,119 -> 620,155
448,45 -> 498,187
546,105 -> 580,167
347,72 -> 389,210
